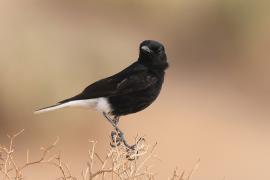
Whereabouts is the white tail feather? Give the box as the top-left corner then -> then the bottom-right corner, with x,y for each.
34,98 -> 112,114
34,103 -> 70,114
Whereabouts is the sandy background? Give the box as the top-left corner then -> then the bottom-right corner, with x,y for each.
1,0 -> 270,179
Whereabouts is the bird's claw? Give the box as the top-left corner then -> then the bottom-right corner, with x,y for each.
110,130 -> 145,161
111,129 -> 135,150
110,131 -> 121,147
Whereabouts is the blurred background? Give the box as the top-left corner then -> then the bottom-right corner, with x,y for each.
0,0 -> 270,179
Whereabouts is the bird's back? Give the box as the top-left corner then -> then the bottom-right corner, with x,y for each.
59,62 -> 149,103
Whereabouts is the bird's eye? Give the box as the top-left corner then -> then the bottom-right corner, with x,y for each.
156,48 -> 163,53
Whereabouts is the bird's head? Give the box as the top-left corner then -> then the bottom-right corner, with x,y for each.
138,40 -> 168,71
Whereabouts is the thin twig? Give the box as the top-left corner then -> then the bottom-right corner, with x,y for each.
19,136 -> 59,171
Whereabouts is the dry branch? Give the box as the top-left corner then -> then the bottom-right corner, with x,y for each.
0,130 -> 198,180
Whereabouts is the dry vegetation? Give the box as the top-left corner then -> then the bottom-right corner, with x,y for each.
0,130 -> 199,180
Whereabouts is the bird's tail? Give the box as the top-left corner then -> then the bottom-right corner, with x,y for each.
34,103 -> 69,114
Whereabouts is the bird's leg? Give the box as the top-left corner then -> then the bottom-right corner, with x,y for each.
103,112 -> 117,127
103,113 -> 136,150
102,114 -> 122,147
112,116 -> 119,126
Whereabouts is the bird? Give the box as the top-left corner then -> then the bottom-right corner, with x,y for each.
35,40 -> 168,149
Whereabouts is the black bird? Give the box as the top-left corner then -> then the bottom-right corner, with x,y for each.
35,40 -> 168,148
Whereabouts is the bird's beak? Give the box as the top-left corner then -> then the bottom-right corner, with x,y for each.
141,46 -> 151,53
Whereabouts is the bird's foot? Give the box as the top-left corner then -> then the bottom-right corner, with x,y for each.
110,129 -> 145,160
110,128 -> 136,150
110,131 -> 121,147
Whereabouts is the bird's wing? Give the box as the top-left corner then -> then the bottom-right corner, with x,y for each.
114,73 -> 158,95
59,62 -> 156,103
